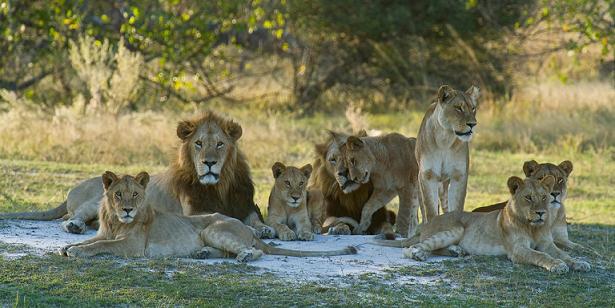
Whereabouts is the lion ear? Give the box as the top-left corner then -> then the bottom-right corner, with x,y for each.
356,129 -> 368,137
507,176 -> 524,195
558,160 -> 573,176
224,120 -> 243,141
347,136 -> 364,149
465,85 -> 480,105
540,175 -> 556,192
177,120 -> 196,141
437,85 -> 455,103
327,130 -> 348,144
300,164 -> 313,179
135,171 -> 150,188
272,162 -> 286,179
102,171 -> 119,191
522,160 -> 540,177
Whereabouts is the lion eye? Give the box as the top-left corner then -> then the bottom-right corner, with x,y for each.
217,141 -> 224,148
329,158 -> 336,165
299,181 -> 304,186
284,181 -> 291,187
195,140 -> 202,148
115,191 -> 122,199
524,195 -> 532,202
542,195 -> 547,201
132,192 -> 138,198
456,106 -> 463,113
472,107 -> 476,112
350,158 -> 356,166
558,178 -> 564,183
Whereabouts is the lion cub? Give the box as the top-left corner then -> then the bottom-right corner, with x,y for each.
266,162 -> 324,241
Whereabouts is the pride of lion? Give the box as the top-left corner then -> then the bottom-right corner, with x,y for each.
0,84 -> 591,273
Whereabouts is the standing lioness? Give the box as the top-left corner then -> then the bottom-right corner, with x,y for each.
416,85 -> 480,221
60,171 -> 357,261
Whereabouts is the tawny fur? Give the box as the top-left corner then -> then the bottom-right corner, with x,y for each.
416,85 -> 480,222
59,172 -> 357,261
266,162 -> 324,241
472,160 -> 580,250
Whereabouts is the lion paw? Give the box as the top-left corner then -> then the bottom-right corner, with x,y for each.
312,225 -> 322,235
236,249 -> 263,262
192,247 -> 214,259
548,261 -> 569,274
447,245 -> 465,257
255,225 -> 275,239
373,232 -> 396,240
278,230 -> 297,241
403,246 -> 428,261
328,224 -> 352,235
62,220 -> 86,234
571,260 -> 591,272
66,246 -> 86,258
297,231 -> 314,241
58,245 -> 71,256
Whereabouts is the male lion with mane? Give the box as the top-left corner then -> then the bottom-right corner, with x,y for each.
1,111 -> 274,238
59,171 -> 356,261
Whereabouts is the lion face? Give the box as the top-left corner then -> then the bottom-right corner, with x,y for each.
523,160 -> 573,209
435,85 -> 480,142
507,175 -> 555,226
339,136 -> 374,188
102,171 -> 149,224
317,130 -> 368,193
176,115 -> 242,185
272,162 -> 312,208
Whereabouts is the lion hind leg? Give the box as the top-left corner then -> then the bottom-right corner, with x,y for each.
403,226 -> 464,261
192,246 -> 232,259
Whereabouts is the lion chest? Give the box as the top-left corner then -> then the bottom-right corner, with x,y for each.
144,215 -> 204,258
419,151 -> 467,182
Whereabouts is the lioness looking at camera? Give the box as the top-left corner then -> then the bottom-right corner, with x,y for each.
59,171 -> 357,261
416,85 -> 480,222
266,162 -> 324,241
376,176 -> 590,273
473,160 -> 580,250
338,133 -> 420,237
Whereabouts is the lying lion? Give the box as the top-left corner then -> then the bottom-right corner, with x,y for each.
375,176 -> 590,273
59,171 -> 357,262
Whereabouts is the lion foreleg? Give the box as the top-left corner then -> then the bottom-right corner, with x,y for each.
509,244 -> 569,273
65,237 -> 143,258
419,172 -> 440,222
397,186 -> 420,238
58,234 -> 107,256
540,240 -> 591,272
356,189 -> 396,235
438,180 -> 449,213
447,173 -> 467,212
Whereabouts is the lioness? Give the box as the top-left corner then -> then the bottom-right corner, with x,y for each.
59,171 -> 357,261
2,112 -> 274,238
416,85 -> 480,222
377,176 -> 590,273
311,131 -> 397,239
472,160 -> 580,250
338,133 -> 420,237
266,162 -> 324,241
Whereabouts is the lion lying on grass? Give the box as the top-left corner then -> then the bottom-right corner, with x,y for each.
375,176 -> 590,273
59,171 -> 357,262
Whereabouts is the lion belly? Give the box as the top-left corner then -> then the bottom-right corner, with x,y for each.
144,213 -> 204,258
458,212 -> 506,256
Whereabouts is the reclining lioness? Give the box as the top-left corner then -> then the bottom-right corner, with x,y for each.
59,171 -> 357,262
375,176 -> 590,273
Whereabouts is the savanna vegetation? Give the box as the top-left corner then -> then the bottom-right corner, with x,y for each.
0,0 -> 613,306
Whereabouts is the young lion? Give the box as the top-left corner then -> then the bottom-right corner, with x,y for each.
59,171 -> 357,261
266,162 -> 324,241
416,85 -> 480,222
380,176 -> 590,273
339,133 -> 420,237
472,160 -> 580,250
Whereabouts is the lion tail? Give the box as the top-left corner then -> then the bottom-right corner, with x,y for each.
371,235 -> 420,248
255,238 -> 357,257
0,201 -> 67,221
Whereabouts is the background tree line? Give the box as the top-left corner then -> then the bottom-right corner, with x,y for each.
1,0 -> 612,114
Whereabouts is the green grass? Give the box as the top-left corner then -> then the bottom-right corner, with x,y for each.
0,150 -> 614,306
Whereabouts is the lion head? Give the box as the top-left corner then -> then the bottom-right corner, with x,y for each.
101,171 -> 150,224
434,85 -> 480,142
507,175 -> 555,226
339,136 -> 374,187
271,162 -> 312,208
315,130 -> 368,193
523,160 -> 572,209
176,112 -> 243,185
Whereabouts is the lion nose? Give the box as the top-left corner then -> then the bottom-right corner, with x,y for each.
535,210 -> 545,217
551,192 -> 560,198
123,208 -> 133,214
467,122 -> 476,129
291,196 -> 299,202
203,161 -> 217,168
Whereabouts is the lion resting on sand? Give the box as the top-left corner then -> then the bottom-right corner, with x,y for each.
266,162 -> 324,241
310,131 -> 396,239
472,160 -> 580,250
416,85 -> 480,222
2,111 -> 274,238
59,171 -> 357,261
376,176 -> 590,273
